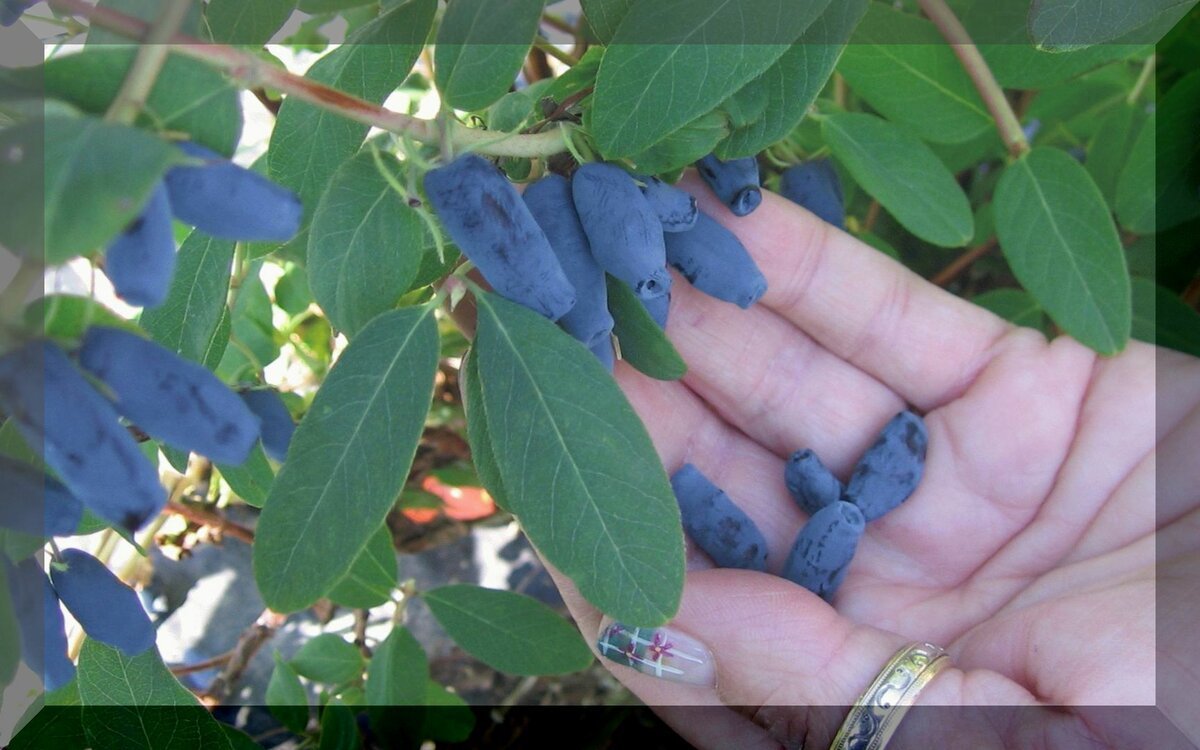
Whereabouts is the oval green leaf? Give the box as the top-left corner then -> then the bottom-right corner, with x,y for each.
253,306 -> 439,613
1029,0 -> 1196,51
472,291 -> 684,625
77,640 -> 233,750
461,350 -> 510,512
606,275 -> 686,381
822,113 -> 974,247
365,626 -> 427,707
290,634 -> 364,686
308,150 -> 425,337
266,652 -> 309,734
994,147 -> 1130,354
434,0 -> 546,112
591,0 -> 832,158
972,288 -> 1048,331
141,231 -> 235,365
216,445 -> 275,508
328,522 -> 398,608
424,584 -> 593,676
839,4 -> 991,145
205,0 -> 296,44
580,0 -> 634,43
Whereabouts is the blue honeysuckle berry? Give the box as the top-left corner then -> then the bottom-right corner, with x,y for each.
671,463 -> 768,572
696,153 -> 762,217
104,182 -> 176,309
780,159 -> 845,230
50,549 -> 156,657
665,211 -> 766,309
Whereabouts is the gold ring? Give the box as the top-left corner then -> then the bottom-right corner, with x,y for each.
827,642 -> 950,750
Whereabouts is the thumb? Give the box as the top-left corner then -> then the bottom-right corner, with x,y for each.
589,568 -> 1071,750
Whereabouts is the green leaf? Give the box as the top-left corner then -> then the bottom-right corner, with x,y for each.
365,626 -> 427,707
580,0 -> 634,43
957,0 -> 1143,89
473,291 -> 684,625
42,49 -> 242,157
141,231 -> 235,365
591,0 -> 832,158
216,445 -> 275,507
435,0 -> 546,111
420,681 -> 475,742
543,46 -> 604,105
318,701 -> 360,750
290,634 -> 364,686
27,294 -> 140,344
1086,103 -> 1146,210
77,640 -> 232,750
308,150 -> 425,337
266,652 -> 310,734
328,522 -> 398,608
298,0 -> 375,11
715,0 -> 867,159
254,307 -> 438,613
994,147 -> 1130,354
424,585 -> 592,675
972,289 -> 1048,330
221,725 -> 264,750
627,110 -> 730,176
268,0 -> 436,258
837,3 -> 991,145
1116,72 -> 1200,234
0,116 -> 182,265
216,270 -> 279,382
487,89 -> 538,133
1130,277 -> 1200,358
87,0 -> 202,44
461,351 -> 510,512
205,0 -> 296,44
606,276 -> 686,381
7,683 -> 87,750
1029,0 -> 1196,51
822,113 -> 974,247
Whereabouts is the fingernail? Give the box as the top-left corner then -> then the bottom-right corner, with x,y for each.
596,617 -> 716,687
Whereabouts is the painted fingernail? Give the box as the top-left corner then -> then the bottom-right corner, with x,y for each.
596,617 -> 716,687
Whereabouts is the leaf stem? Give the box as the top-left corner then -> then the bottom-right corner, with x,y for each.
535,36 -> 579,67
46,0 -> 574,159
1127,54 -> 1156,106
918,0 -> 1029,159
104,0 -> 193,125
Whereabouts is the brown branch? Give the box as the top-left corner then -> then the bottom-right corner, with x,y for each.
525,86 -> 594,134
863,201 -> 881,233
931,238 -> 997,287
169,652 -> 232,677
166,500 -> 255,544
202,610 -> 287,704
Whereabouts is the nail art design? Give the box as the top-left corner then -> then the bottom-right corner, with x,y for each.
596,617 -> 716,686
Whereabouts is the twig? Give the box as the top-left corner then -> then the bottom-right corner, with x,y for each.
166,499 -> 255,544
45,0 -> 574,159
352,608 -> 371,658
918,0 -> 1029,159
931,238 -> 997,287
540,12 -> 576,36
170,652 -> 233,676
104,0 -> 192,124
863,201 -> 881,233
203,609 -> 287,703
535,36 -> 580,67
524,86 -> 594,134
1127,54 -> 1156,105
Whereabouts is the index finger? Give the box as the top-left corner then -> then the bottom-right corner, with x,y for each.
683,176 -> 1014,410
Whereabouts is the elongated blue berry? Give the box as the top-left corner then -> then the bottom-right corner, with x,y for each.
425,154 -> 576,320
671,463 -> 767,571
784,449 -> 843,518
780,159 -> 844,229
104,182 -> 176,308
641,291 -> 670,330
591,337 -> 615,372
523,174 -> 614,347
5,557 -> 75,691
79,327 -> 261,466
0,0 -> 34,26
781,500 -> 864,600
238,388 -> 295,463
845,411 -> 927,522
665,211 -> 766,309
0,454 -> 83,537
640,176 -> 698,232
164,142 -> 302,242
51,549 -> 155,656
0,340 -> 165,531
572,163 -> 671,300
696,154 -> 761,216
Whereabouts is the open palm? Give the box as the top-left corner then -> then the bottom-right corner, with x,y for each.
546,180 -> 1200,749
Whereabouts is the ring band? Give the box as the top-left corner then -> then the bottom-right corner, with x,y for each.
827,642 -> 950,750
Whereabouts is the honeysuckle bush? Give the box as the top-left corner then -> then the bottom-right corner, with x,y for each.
1,0 -> 1198,746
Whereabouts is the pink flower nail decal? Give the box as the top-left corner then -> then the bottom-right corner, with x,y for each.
596,617 -> 715,686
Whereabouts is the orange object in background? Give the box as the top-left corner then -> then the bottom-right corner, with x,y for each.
400,476 -> 496,524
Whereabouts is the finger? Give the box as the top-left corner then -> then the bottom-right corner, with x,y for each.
614,366 -> 806,573
666,270 -> 905,472
681,174 -> 1013,410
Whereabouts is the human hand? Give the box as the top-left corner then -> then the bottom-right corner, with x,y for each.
545,177 -> 1200,749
